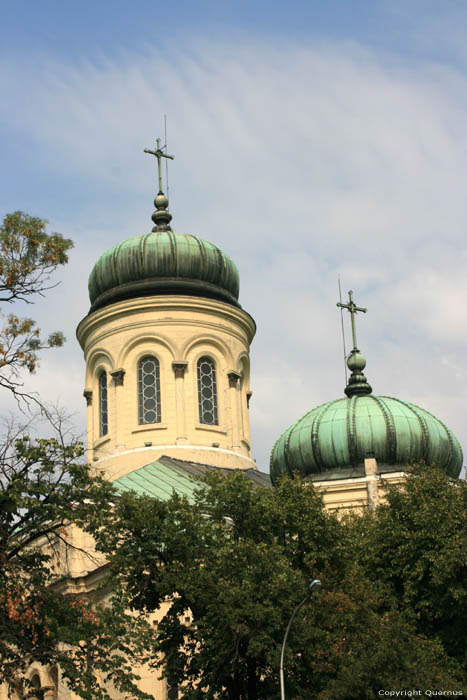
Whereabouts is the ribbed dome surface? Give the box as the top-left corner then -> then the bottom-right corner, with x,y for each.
270,395 -> 463,483
88,231 -> 240,311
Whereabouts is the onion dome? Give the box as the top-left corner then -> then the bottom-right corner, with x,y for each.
88,147 -> 240,312
270,394 -> 463,482
88,230 -> 240,312
270,290 -> 463,482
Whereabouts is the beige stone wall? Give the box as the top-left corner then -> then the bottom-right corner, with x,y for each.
314,463 -> 406,513
77,295 -> 257,480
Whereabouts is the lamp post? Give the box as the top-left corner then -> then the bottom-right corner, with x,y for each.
280,579 -> 322,700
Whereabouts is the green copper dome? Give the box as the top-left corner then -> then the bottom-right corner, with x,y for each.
88,230 -> 240,312
270,395 -> 463,483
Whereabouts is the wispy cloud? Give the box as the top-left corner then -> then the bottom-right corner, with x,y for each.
1,37 -> 466,471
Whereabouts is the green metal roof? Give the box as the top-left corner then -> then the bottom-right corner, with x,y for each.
114,458 -> 202,502
88,231 -> 240,312
113,456 -> 272,501
270,395 -> 463,483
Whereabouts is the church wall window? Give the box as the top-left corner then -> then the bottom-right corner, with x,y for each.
99,371 -> 108,437
197,356 -> 218,425
138,355 -> 161,424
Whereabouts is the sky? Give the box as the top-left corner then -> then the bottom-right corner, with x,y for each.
1,0 -> 467,474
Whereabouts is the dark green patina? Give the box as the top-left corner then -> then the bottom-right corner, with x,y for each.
88,230 -> 240,312
270,395 -> 463,483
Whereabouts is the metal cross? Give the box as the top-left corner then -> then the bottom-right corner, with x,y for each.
144,138 -> 174,193
336,290 -> 367,351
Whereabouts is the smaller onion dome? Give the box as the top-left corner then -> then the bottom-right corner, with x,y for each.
271,290 -> 463,482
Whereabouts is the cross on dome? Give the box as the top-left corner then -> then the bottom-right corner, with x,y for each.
144,138 -> 174,194
144,138 -> 175,232
336,289 -> 367,352
336,290 -> 372,398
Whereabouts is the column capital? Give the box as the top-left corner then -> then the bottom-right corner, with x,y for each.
83,390 -> 93,406
110,368 -> 126,386
172,362 -> 188,379
227,371 -> 242,388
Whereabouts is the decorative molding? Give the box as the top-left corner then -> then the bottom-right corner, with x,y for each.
227,371 -> 241,388
246,391 -> 253,408
172,362 -> 188,378
110,368 -> 126,386
83,390 -> 93,406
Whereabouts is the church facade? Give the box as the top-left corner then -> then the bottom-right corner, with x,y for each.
6,145 -> 463,699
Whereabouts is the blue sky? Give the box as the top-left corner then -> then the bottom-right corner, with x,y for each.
2,0 -> 465,60
1,0 -> 467,473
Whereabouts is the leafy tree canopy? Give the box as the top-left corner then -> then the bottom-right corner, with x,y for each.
95,470 -> 466,699
351,464 -> 467,667
0,211 -> 73,402
0,212 -> 152,699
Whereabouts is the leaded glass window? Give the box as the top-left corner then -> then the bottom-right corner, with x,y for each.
197,356 -> 218,425
138,355 -> 161,424
99,371 -> 108,436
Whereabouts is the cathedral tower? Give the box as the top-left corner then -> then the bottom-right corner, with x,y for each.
76,142 -> 256,481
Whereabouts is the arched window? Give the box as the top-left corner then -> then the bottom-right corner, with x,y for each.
197,356 -> 218,425
99,371 -> 108,436
138,355 -> 161,424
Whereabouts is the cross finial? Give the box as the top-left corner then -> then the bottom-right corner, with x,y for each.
144,138 -> 174,194
336,290 -> 367,352
143,138 -> 175,232
336,290 -> 372,397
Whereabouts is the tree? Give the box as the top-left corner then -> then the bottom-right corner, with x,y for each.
0,211 -> 73,402
0,411 -> 154,699
0,212 -> 152,698
351,464 -> 467,669
94,471 -> 465,699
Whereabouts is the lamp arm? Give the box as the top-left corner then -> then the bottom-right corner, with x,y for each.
279,594 -> 310,700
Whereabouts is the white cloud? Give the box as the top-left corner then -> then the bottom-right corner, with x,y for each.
1,37 -> 467,471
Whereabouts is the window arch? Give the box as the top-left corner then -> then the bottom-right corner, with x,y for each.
98,371 -> 108,436
138,355 -> 161,424
197,356 -> 218,425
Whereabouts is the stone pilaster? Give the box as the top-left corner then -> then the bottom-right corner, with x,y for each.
172,362 -> 188,445
364,456 -> 379,508
227,371 -> 242,453
110,369 -> 126,449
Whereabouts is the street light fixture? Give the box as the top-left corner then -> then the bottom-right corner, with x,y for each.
280,579 -> 322,700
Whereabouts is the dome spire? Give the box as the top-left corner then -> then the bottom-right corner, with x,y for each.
144,138 -> 175,232
336,289 -> 372,397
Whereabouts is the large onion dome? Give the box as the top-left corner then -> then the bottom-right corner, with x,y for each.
88,187 -> 240,312
270,394 -> 463,483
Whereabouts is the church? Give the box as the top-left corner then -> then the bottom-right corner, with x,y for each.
10,141 -> 464,699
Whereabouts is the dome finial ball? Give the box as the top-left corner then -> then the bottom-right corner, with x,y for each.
347,351 -> 366,372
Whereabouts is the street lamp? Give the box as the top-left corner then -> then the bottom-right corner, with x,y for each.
280,579 -> 322,700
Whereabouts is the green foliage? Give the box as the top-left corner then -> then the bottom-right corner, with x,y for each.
0,211 -> 72,303
0,212 -> 152,698
96,470 -> 466,699
351,464 -> 467,666
0,413 -> 154,699
0,414 -> 147,700
0,211 -> 73,402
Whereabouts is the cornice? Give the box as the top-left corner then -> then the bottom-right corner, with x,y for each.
77,295 -> 256,349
